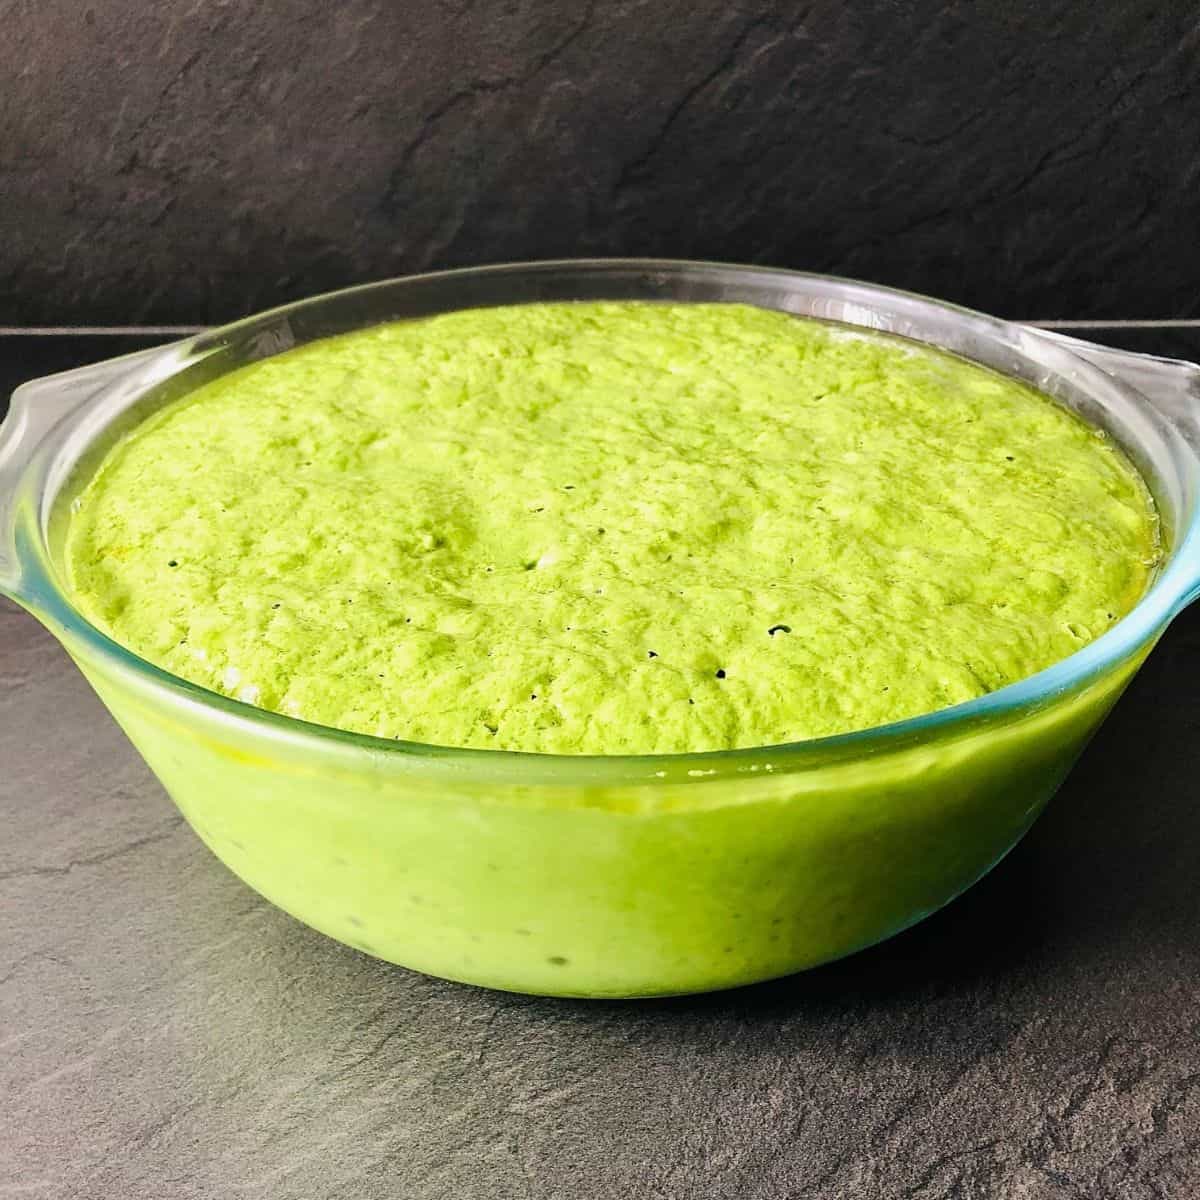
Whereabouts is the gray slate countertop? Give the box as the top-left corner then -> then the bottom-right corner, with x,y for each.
2,328 -> 1199,1199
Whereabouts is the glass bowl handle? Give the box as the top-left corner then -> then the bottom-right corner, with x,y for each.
1029,327 -> 1200,448
0,347 -> 167,597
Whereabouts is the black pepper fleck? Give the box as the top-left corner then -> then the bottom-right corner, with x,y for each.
767,624 -> 792,636
715,669 -> 726,679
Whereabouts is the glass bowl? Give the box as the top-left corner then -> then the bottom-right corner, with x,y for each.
2,260 -> 1198,998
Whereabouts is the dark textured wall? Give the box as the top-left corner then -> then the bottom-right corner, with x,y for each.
2,0 -> 1197,325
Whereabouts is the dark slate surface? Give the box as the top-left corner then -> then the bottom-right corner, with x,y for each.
2,327 -> 1200,1198
2,0 -> 1199,326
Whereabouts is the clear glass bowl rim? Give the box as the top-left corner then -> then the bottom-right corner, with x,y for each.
9,256 -> 1200,786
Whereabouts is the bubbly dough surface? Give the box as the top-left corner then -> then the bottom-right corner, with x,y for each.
66,302 -> 1158,754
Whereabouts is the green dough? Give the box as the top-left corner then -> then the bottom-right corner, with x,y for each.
65,302 -> 1158,755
